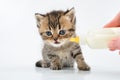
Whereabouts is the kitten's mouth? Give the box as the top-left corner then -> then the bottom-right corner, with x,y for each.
54,41 -> 60,44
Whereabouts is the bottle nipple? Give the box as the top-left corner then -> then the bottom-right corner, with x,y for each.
70,36 -> 80,44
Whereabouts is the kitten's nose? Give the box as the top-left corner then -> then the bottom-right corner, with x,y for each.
53,37 -> 58,41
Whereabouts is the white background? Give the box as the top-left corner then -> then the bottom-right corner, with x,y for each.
0,0 -> 120,80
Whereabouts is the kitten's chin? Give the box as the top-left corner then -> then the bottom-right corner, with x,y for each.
49,42 -> 65,47
44,41 -> 66,47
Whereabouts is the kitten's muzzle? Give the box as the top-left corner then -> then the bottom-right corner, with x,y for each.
53,38 -> 60,44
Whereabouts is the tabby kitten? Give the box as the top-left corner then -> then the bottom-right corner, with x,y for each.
35,8 -> 90,70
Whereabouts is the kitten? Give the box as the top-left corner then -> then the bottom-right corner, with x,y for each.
35,8 -> 90,70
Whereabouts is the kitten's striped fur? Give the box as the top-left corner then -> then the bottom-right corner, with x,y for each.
35,8 -> 90,70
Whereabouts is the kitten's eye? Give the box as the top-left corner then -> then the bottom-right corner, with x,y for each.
46,31 -> 52,36
59,30 -> 66,35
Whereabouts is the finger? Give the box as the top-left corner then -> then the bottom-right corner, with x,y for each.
112,37 -> 120,50
108,40 -> 117,51
108,47 -> 116,51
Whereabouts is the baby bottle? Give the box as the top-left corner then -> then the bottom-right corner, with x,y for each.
80,28 -> 120,49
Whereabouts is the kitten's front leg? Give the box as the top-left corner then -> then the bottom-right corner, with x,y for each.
48,54 -> 63,70
71,44 -> 90,71
75,54 -> 90,71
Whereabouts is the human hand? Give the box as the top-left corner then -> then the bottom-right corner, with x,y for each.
104,12 -> 120,53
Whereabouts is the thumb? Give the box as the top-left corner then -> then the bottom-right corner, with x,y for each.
104,12 -> 120,28
104,20 -> 118,28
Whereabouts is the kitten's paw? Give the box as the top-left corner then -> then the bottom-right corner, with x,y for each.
50,64 -> 62,70
78,63 -> 90,71
35,60 -> 50,68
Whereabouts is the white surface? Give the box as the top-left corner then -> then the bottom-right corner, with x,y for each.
0,0 -> 120,80
1,65 -> 120,80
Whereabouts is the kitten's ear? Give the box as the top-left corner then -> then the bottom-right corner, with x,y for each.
35,13 -> 45,22
35,13 -> 45,28
64,7 -> 76,23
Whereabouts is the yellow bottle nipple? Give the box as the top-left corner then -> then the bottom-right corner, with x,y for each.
70,36 -> 80,44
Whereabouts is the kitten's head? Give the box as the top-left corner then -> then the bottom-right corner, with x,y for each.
35,8 -> 76,47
